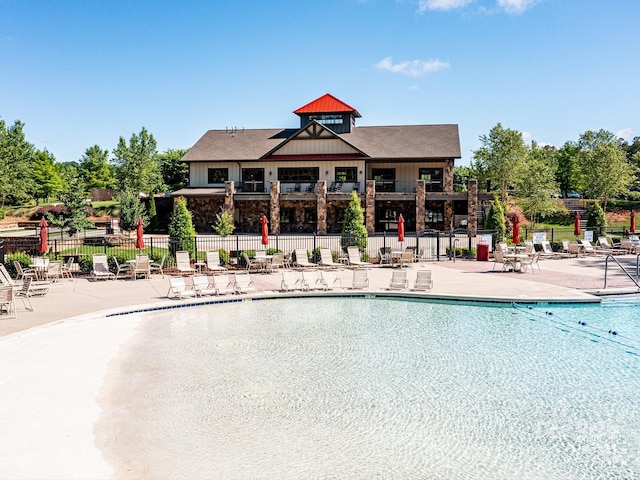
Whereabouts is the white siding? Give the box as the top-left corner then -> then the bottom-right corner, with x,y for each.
277,138 -> 358,155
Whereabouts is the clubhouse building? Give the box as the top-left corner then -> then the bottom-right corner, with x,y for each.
175,94 -> 479,235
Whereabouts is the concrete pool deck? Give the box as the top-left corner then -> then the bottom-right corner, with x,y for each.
0,255 -> 638,479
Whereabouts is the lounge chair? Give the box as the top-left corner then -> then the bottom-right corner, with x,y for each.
150,255 -> 166,277
540,240 -> 568,259
113,257 -> 131,279
205,251 -> 227,272
413,270 -> 433,291
301,270 -> 325,291
350,269 -> 369,289
0,285 -> 15,317
166,276 -> 197,299
0,264 -> 17,287
320,270 -> 342,290
318,248 -> 343,269
175,251 -> 197,274
294,249 -> 318,268
234,273 -> 257,294
132,255 -> 151,280
92,254 -> 115,280
192,275 -> 217,296
281,270 -> 302,292
347,246 -> 372,268
580,239 -> 605,255
213,274 -> 236,295
389,270 -> 408,290
597,236 -> 627,255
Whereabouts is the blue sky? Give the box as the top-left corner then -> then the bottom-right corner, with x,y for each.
1,0 -> 639,166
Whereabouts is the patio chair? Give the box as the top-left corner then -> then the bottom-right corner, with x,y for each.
389,270 -> 408,290
0,285 -> 15,317
350,269 -> 369,289
318,248 -> 343,269
620,239 -> 639,254
346,246 -> 372,268
234,273 -> 257,294
540,240 -> 567,259
150,255 -> 166,277
13,261 -> 34,281
205,251 -> 227,273
132,255 -> 151,280
294,249 -> 318,268
320,270 -> 342,290
523,240 -> 535,254
379,247 -> 391,265
175,251 -> 197,274
213,274 -> 236,295
241,252 -> 260,272
45,261 -> 63,282
113,257 -> 131,279
192,274 -> 217,296
301,270 -> 325,291
413,247 -> 428,263
61,257 -> 74,279
398,249 -> 414,268
413,270 -> 433,291
520,252 -> 542,273
281,270 -> 302,292
166,276 -> 197,299
269,252 -> 286,272
91,254 -> 115,281
492,250 -> 513,272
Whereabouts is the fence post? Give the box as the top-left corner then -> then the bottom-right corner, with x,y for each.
436,230 -> 441,261
551,228 -> 554,243
0,239 -> 4,265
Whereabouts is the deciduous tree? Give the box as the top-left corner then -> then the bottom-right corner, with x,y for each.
0,119 -> 35,206
79,145 -> 115,190
517,142 -> 560,226
112,127 -> 164,195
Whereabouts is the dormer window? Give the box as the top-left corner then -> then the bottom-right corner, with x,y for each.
309,114 -> 344,125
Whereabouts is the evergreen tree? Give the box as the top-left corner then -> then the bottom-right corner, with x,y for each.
586,201 -> 607,231
117,190 -> 148,233
112,127 -> 164,195
47,178 -> 93,237
341,191 -> 368,250
147,192 -> 159,232
168,197 -> 196,256
79,145 -> 116,189
485,195 -> 506,243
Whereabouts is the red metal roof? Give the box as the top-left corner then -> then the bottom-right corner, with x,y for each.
293,93 -> 361,117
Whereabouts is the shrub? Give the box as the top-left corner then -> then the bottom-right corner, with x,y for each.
3,252 -> 32,277
0,208 -> 5,220
586,201 -> 606,230
218,249 -> 230,265
341,191 -> 368,251
213,211 -> 235,236
168,197 -> 196,257
78,255 -> 93,274
484,195 -> 506,242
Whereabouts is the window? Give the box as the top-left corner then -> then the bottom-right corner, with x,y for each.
207,168 -> 228,184
419,168 -> 443,192
304,208 -> 317,224
280,208 -> 294,224
309,114 -> 344,125
335,167 -> 357,182
278,167 -> 319,182
372,168 -> 395,192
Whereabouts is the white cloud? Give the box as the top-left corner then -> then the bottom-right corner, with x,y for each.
616,127 -> 633,141
417,0 -> 474,13
497,0 -> 538,14
521,131 -> 532,141
375,56 -> 450,77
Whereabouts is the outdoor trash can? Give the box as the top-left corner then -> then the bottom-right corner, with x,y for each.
477,243 -> 489,261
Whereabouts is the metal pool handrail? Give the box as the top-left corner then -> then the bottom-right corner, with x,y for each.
604,254 -> 640,290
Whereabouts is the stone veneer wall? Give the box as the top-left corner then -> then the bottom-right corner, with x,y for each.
316,180 -> 327,235
326,200 -> 350,233
187,197 -> 225,233
467,179 -> 478,235
415,179 -> 426,232
234,200 -> 270,233
365,180 -> 376,234
270,181 -> 280,234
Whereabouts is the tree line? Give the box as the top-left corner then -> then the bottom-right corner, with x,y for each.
455,123 -> 640,224
0,120 -> 190,208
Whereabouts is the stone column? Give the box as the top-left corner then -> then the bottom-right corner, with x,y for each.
316,180 -> 327,235
444,200 -> 454,231
444,159 -> 454,193
269,181 -> 280,234
365,180 -> 376,234
415,179 -> 426,232
467,179 -> 478,235
224,181 -> 235,218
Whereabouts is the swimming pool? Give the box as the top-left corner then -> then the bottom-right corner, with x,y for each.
98,297 -> 640,479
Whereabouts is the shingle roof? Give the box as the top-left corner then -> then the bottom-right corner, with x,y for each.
181,124 -> 460,162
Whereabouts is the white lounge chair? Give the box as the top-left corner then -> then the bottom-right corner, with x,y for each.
234,273 -> 257,294
580,239 -> 605,255
413,270 -> 433,291
389,270 -> 408,290
318,248 -> 343,269
294,249 -> 318,268
320,270 -> 342,290
175,251 -> 197,274
167,276 -> 197,299
92,254 -> 115,280
351,269 -> 369,289
213,274 -> 236,295
301,270 -> 325,291
347,246 -> 372,268
192,274 -> 217,296
205,251 -> 227,272
540,240 -> 566,259
281,270 -> 302,292
597,236 -> 627,255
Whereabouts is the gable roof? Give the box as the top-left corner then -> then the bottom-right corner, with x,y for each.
293,93 -> 361,118
182,124 -> 460,162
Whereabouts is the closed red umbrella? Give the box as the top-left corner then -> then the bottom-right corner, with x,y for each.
398,214 -> 405,243
261,215 -> 269,246
630,210 -> 636,234
135,217 -> 145,250
38,217 -> 49,254
574,211 -> 581,237
512,214 -> 520,244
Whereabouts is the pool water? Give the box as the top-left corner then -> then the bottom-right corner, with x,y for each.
101,297 -> 640,479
